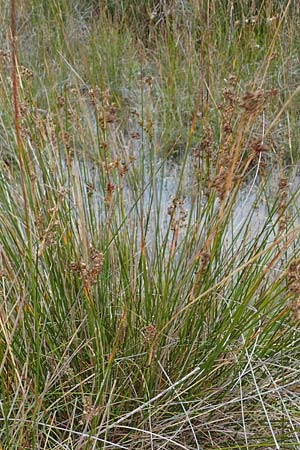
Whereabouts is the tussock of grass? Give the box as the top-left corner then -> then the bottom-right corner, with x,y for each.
1,1 -> 300,449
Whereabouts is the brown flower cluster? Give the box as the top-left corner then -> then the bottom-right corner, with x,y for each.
276,147 -> 289,233
211,81 -> 278,204
193,125 -> 213,193
99,105 -> 117,129
36,204 -> 62,256
0,49 -> 33,80
80,396 -> 99,425
32,111 -> 58,151
0,49 -> 10,64
70,248 -> 103,289
234,15 -> 278,27
193,125 -> 213,197
86,87 -> 118,130
20,65 -> 33,81
36,216 -> 59,250
198,251 -> 210,272
288,259 -> 300,295
287,259 -> 300,321
240,90 -> 265,115
167,197 -> 187,230
103,157 -> 135,178
240,89 -> 277,116
45,114 -> 58,150
102,155 -> 136,205
248,138 -> 270,177
194,125 -> 213,159
211,78 -> 238,202
105,181 -> 115,204
212,164 -> 228,202
57,95 -> 65,108
143,324 -> 157,344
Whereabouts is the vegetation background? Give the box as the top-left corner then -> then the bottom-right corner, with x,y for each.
1,0 -> 300,448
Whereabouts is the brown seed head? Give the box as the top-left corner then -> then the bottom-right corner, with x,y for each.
240,90 -> 265,115
143,324 -> 157,343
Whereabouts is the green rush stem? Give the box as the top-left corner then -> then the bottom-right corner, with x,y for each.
10,0 -> 31,250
